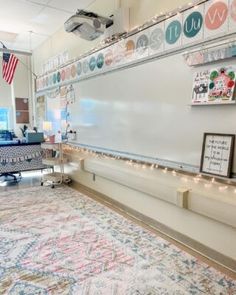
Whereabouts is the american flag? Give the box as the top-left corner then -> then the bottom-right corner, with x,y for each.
2,45 -> 19,84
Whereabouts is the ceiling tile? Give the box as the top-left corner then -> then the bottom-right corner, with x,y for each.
0,31 -> 18,42
27,0 -> 51,4
0,0 -> 100,51
29,7 -> 69,34
49,0 -> 95,13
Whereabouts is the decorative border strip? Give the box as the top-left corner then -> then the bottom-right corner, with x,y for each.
36,0 -> 236,92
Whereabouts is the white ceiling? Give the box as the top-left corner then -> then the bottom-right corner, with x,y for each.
0,0 -> 95,52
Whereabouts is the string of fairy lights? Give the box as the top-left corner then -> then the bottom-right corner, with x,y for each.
79,0 -> 208,61
41,0 -> 236,193
62,0 -> 235,194
63,144 -> 236,194
59,0 -> 236,194
39,0 -> 207,78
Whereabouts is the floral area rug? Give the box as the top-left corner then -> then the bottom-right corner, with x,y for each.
0,186 -> 235,294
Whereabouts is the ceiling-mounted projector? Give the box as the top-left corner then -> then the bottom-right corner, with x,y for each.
64,10 -> 113,41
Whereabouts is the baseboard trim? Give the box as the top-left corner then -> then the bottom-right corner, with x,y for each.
71,181 -> 236,275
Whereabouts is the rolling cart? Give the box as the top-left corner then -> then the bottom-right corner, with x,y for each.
40,142 -> 71,188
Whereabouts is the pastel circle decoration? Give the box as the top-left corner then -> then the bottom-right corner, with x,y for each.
125,39 -> 135,57
149,28 -> 164,51
57,71 -> 61,83
66,67 -> 71,80
89,56 -> 96,71
184,11 -> 203,38
83,60 -> 89,73
77,62 -> 82,76
61,69 -> 65,81
205,1 -> 228,30
97,53 -> 104,69
71,64 -> 76,78
231,0 -> 236,22
105,50 -> 113,66
165,20 -> 182,44
53,73 -> 57,84
136,34 -> 149,54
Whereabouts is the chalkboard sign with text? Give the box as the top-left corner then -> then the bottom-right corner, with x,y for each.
200,133 -> 235,178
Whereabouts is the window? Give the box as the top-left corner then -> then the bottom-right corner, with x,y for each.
0,108 -> 9,130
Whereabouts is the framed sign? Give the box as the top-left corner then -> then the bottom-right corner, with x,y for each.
200,133 -> 235,178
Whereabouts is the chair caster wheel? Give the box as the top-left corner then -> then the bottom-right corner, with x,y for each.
40,182 -> 43,186
51,185 -> 55,189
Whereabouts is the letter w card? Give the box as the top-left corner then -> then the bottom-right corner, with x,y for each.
182,6 -> 204,45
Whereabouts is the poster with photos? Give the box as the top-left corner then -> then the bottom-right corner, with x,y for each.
208,67 -> 236,102
192,70 -> 210,104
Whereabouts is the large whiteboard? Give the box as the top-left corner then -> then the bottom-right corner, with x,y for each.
68,53 -> 236,173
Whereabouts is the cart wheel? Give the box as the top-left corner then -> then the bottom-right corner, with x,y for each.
51,185 -> 55,189
41,182 -> 43,186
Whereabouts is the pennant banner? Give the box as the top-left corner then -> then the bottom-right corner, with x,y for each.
36,0 -> 236,92
0,151 -> 42,165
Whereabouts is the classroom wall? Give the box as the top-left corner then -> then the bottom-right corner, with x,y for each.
32,0 -> 190,75
124,0 -> 192,28
63,151 -> 236,268
0,73 -> 12,111
33,0 -> 236,269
